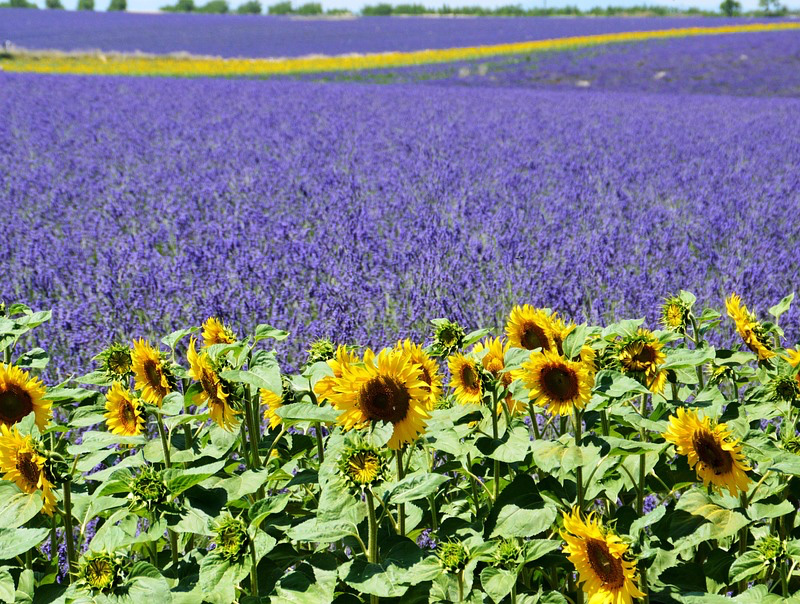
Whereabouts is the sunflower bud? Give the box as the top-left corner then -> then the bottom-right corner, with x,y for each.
770,374 -> 800,404
431,319 -> 466,357
437,540 -> 469,573
339,443 -> 387,489
494,538 -> 521,569
95,343 -> 133,381
79,551 -> 123,593
755,535 -> 784,562
306,338 -> 337,365
214,516 -> 250,562
129,467 -> 171,514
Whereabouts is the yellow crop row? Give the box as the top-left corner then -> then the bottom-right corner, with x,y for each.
3,22 -> 799,78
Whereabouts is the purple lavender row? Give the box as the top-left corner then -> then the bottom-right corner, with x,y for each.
0,8 -> 786,58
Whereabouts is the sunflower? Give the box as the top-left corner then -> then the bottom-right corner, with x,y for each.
473,338 -> 524,415
662,407 -> 752,497
660,296 -> 690,333
261,388 -> 282,429
131,339 -> 171,406
515,350 -> 593,416
561,507 -> 644,604
104,382 -> 145,437
505,305 -> 556,352
330,348 -> 430,450
396,339 -> 442,409
786,347 -> 800,368
314,345 -> 359,404
448,353 -> 483,405
187,338 -> 238,431
0,425 -> 56,515
0,363 -> 49,430
79,551 -> 123,593
726,294 -> 775,361
617,329 -> 667,394
201,317 -> 236,348
96,343 -> 133,381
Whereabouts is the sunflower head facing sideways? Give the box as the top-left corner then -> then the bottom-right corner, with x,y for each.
431,318 -> 466,357
726,294 -> 775,361
616,329 -> 667,394
131,339 -> 172,407
662,407 -> 752,497
561,507 -> 644,604
79,551 -> 124,594
0,363 -> 50,430
396,339 -> 442,409
448,353 -> 484,405
515,350 -> 594,416
0,424 -> 56,515
104,382 -> 145,437
505,305 -> 556,352
330,348 -> 430,449
187,338 -> 238,431
201,317 -> 236,348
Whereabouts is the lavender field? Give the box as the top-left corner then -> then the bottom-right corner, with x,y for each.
0,8 -> 781,57
2,66 -> 799,380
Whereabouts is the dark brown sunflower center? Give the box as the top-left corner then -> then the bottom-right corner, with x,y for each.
420,366 -> 433,387
521,322 -> 548,351
692,429 -> 733,475
586,539 -> 624,588
360,376 -> 410,424
461,364 -> 479,391
200,370 -> 218,400
120,401 -> 137,427
16,451 -> 41,486
143,360 -> 163,390
0,385 -> 33,425
541,365 -> 578,401
632,345 -> 656,366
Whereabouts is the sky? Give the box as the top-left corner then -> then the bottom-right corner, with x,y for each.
26,0 -> 799,15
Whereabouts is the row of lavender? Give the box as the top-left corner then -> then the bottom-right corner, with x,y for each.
0,8 -> 784,57
319,31 -> 800,98
2,72 -> 798,379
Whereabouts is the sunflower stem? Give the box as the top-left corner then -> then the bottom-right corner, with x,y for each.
156,414 -> 171,468
249,537 -> 259,598
168,529 -> 179,569
466,453 -> 481,517
689,315 -> 706,390
395,449 -> 406,536
510,583 -> 517,604
62,478 -> 77,582
637,395 -> 650,603
573,407 -> 584,510
457,570 -> 464,602
491,395 -> 500,501
366,488 -> 380,604
429,493 -> 438,531
314,422 -> 325,464
243,386 -> 261,470
528,401 -> 541,441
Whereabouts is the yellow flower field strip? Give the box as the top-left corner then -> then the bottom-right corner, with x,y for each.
3,22 -> 799,78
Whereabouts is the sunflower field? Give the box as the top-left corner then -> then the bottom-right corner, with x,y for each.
2,289 -> 800,603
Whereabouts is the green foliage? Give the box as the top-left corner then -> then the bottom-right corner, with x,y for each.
2,292 -> 800,601
107,0 -> 126,10
196,0 -> 229,12
235,0 -> 261,13
295,1 -> 321,13
267,0 -> 291,12
45,0 -> 64,8
76,0 -> 94,10
161,0 -> 194,11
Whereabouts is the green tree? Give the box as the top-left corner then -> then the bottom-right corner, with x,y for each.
719,0 -> 741,14
197,0 -> 228,11
267,0 -> 292,12
77,0 -> 94,10
758,0 -> 786,13
236,0 -> 261,11
107,0 -> 126,10
361,2 -> 392,14
295,1 -> 321,13
45,0 -> 65,8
